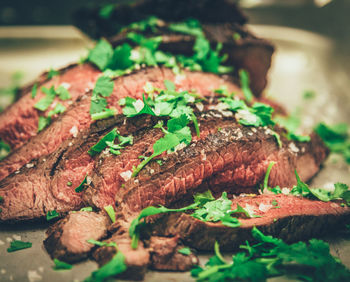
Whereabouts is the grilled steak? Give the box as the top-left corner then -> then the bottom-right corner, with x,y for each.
0,63 -> 100,150
0,67 -> 241,181
110,23 -> 274,96
44,211 -> 110,263
116,126 -> 328,218
74,0 -> 247,39
0,108 -> 328,223
153,194 -> 350,251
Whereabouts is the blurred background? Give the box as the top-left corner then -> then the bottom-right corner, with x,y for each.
0,0 -> 349,110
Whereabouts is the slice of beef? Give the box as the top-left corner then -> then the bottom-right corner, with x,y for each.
74,0 -> 247,39
116,124 -> 328,218
0,67 -> 241,181
0,63 -> 100,150
153,194 -> 350,251
110,23 -> 274,96
44,211 -> 110,263
147,236 -> 198,271
0,114 -> 158,222
92,234 -> 150,281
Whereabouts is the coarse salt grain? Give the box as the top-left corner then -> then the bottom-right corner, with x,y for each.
27,270 -> 42,282
12,234 -> 21,241
288,142 -> 299,153
258,203 -> 273,213
120,170 -> 132,181
69,126 -> 78,138
26,163 -> 34,168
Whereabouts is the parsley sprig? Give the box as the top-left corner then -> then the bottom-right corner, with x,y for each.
129,190 -> 255,249
291,170 -> 350,205
191,227 -> 350,281
118,80 -> 200,177
315,122 -> 350,164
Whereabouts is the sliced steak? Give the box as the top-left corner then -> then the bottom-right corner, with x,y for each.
110,23 -> 274,96
0,114 -> 157,222
44,211 -> 110,263
0,63 -> 100,150
93,234 -> 150,281
147,236 -> 198,271
74,0 -> 247,39
0,67 -> 241,181
153,194 -> 350,251
116,124 -> 328,218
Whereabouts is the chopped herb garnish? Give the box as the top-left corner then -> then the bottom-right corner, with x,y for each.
84,243 -> 127,282
75,175 -> 88,193
56,85 -> 71,100
88,128 -> 132,156
104,205 -> 116,223
239,69 -> 253,103
67,181 -> 72,186
90,75 -> 115,120
99,4 -> 114,19
178,247 -> 192,256
80,206 -> 93,212
37,116 -> 51,132
88,128 -> 118,156
7,240 -> 32,252
34,86 -> 56,111
129,190 -> 251,249
46,210 -> 60,221
31,83 -> 38,98
47,68 -> 59,79
303,90 -> 316,100
233,32 -> 242,41
315,122 -> 350,164
87,39 -> 114,71
38,103 -> 66,132
0,196 -> 3,202
53,258 -> 73,270
271,199 -> 279,206
291,171 -> 350,205
87,239 -> 117,248
193,227 -> 350,281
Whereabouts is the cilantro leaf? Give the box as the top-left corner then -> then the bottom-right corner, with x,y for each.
34,86 -> 56,111
75,175 -> 88,193
88,128 -> 118,156
7,240 -> 32,252
104,205 -> 116,223
99,4 -> 114,19
291,170 -> 350,204
0,139 -> 11,161
80,206 -> 93,212
31,83 -> 38,98
84,250 -> 127,282
178,247 -> 192,256
87,39 -> 113,71
47,68 -> 59,79
56,85 -> 71,100
239,69 -> 253,103
46,210 -> 60,221
315,122 -> 350,164
93,76 -> 114,97
53,259 -> 73,271
37,116 -> 51,132
108,43 -> 133,70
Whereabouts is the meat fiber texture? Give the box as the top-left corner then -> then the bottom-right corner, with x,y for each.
0,67 -> 242,181
153,194 -> 350,251
0,108 -> 328,223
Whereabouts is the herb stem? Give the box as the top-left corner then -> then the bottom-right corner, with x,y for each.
132,153 -> 156,177
263,161 -> 276,192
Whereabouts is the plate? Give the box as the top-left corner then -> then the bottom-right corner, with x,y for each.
0,25 -> 349,282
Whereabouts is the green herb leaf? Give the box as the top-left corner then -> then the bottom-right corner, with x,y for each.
37,116 -> 51,132
303,90 -> 316,100
46,210 -> 60,221
75,175 -> 88,193
31,83 -> 38,98
99,4 -> 114,19
178,247 -> 192,256
88,128 -> 118,156
7,240 -> 32,252
0,139 -> 11,161
53,259 -> 73,270
239,69 -> 253,103
104,205 -> 116,223
34,86 -> 56,111
108,43 -> 133,70
87,239 -> 117,248
47,68 -> 59,79
315,122 -> 350,164
84,249 -> 127,282
87,39 -> 113,71
80,207 -> 93,212
56,85 -> 71,100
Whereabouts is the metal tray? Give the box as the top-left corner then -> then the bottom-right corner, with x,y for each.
0,25 -> 349,282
